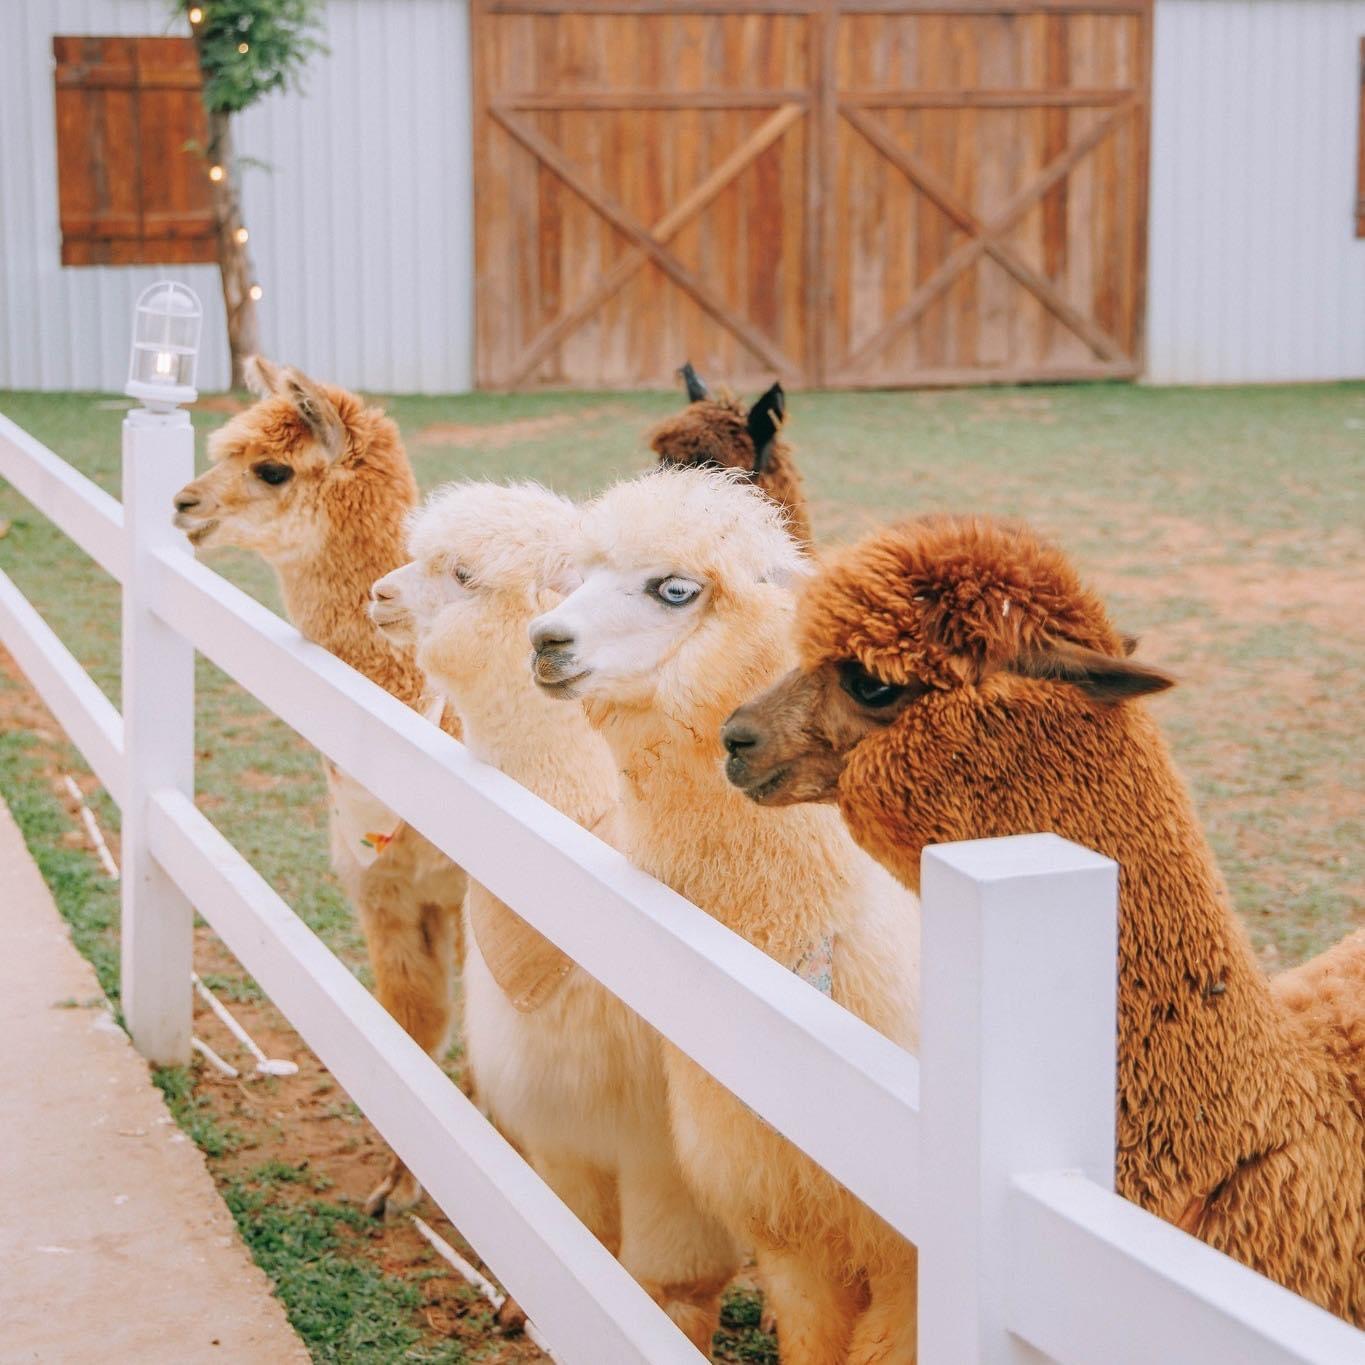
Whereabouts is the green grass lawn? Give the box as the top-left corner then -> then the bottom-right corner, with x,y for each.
1,380 -> 1362,1361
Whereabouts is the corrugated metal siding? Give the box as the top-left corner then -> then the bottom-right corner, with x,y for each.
1148,0 -> 1365,383
0,0 -> 473,393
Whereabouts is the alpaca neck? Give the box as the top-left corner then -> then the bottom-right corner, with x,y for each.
454,678 -> 615,826
272,500 -> 424,705
1075,715 -> 1307,1214
596,704 -> 847,957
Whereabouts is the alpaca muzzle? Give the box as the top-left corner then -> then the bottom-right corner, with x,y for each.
530,643 -> 587,694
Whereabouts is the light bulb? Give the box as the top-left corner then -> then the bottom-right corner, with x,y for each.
153,350 -> 176,379
209,164 -> 224,182
188,6 -> 203,22
235,226 -> 249,244
249,284 -> 263,301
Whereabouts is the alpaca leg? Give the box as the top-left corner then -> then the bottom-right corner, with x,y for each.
532,1152 -> 621,1256
359,892 -> 461,1218
847,1247 -> 918,1365
616,1146 -> 740,1352
491,1154 -> 619,1333
753,1247 -> 860,1365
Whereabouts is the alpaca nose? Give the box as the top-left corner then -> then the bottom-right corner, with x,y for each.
371,582 -> 395,602
173,491 -> 200,513
721,718 -> 762,757
531,621 -> 574,653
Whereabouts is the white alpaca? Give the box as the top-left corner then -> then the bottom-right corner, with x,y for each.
370,481 -> 738,1349
529,467 -> 922,1365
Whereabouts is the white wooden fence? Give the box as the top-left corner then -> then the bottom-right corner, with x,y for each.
1,405 -> 1362,1364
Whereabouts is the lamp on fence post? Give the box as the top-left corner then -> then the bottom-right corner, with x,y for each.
120,282 -> 202,1066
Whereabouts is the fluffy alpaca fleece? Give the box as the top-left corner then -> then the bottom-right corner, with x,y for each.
171,357 -> 466,1217
370,481 -> 738,1348
529,468 -> 921,1365
649,372 -> 812,547
725,513 -> 1365,1326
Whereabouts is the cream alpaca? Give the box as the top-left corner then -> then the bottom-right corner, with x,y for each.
530,467 -> 922,1365
371,481 -> 738,1348
171,357 -> 465,1217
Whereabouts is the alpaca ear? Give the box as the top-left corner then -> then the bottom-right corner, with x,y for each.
281,367 -> 346,460
1012,638 -> 1176,703
244,354 -> 283,399
679,361 -> 709,404
747,382 -> 785,475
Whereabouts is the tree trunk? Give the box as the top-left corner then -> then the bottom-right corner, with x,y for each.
205,109 -> 260,389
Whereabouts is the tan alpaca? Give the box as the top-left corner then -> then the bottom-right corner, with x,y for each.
171,357 -> 466,1217
530,468 -> 922,1365
369,481 -> 738,1348
722,512 -> 1365,1327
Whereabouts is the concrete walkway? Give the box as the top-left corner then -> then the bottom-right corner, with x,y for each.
0,797 -> 309,1364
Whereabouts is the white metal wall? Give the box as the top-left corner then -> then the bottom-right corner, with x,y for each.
0,0 -> 474,394
1148,0 -> 1365,384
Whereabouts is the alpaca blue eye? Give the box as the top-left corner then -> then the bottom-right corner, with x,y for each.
652,576 -> 701,607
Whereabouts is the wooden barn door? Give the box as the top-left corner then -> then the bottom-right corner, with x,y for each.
471,1 -> 1150,390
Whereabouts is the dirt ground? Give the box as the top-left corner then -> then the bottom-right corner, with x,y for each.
188,931 -> 552,1365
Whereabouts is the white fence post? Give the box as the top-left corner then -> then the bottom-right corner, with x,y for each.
918,833 -> 1119,1364
120,407 -> 196,1064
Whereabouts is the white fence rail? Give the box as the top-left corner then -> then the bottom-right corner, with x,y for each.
1,405 -> 1361,1364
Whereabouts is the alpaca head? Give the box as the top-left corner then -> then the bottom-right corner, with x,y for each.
172,355 -> 414,564
371,481 -> 580,710
650,364 -> 787,482
722,516 -> 1174,872
529,466 -> 805,732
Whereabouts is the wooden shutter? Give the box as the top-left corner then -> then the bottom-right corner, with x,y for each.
53,36 -> 216,266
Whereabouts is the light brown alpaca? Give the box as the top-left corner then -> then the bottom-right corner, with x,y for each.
370,481 -> 739,1349
722,513 -> 1365,1327
172,357 -> 466,1217
650,363 -> 813,548
530,468 -> 922,1364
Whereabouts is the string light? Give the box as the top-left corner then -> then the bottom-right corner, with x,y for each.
249,284 -> 263,301
188,6 -> 204,23
235,226 -> 249,245
238,41 -> 250,53
208,164 -> 224,182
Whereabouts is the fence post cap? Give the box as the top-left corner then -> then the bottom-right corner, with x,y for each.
923,833 -> 1116,884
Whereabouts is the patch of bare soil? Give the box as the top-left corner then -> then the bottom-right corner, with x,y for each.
189,933 -> 550,1364
413,405 -> 628,449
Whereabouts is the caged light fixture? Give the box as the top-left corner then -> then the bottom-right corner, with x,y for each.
125,281 -> 202,412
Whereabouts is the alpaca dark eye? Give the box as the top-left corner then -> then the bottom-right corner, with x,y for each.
838,661 -> 906,709
650,576 -> 702,607
451,565 -> 472,586
252,461 -> 294,487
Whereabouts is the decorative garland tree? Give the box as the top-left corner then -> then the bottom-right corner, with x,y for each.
180,1 -> 324,386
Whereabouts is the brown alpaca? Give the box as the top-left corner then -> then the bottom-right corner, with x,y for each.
649,363 -> 812,547
172,357 -> 467,1218
722,513 -> 1365,1326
